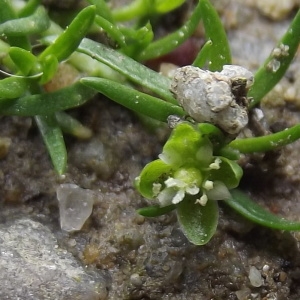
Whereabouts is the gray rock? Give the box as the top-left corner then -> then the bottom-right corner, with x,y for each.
0,218 -> 108,300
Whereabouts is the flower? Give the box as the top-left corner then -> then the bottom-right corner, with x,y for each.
156,167 -> 202,206
136,122 -> 242,207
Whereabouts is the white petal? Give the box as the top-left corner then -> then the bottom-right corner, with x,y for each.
206,181 -> 230,200
195,194 -> 208,206
203,180 -> 214,190
165,177 -> 185,188
172,189 -> 185,204
185,185 -> 200,195
157,188 -> 176,207
209,157 -> 222,170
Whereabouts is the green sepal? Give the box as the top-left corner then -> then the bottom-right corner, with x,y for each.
136,159 -> 172,199
161,122 -> 212,168
225,189 -> 300,231
197,122 -> 225,148
209,157 -> 243,189
137,204 -> 176,217
177,196 -> 219,245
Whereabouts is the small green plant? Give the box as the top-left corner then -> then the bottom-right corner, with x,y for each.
1,0 -> 300,245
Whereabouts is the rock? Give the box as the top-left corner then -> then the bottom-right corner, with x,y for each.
0,218 -> 108,299
56,183 -> 95,232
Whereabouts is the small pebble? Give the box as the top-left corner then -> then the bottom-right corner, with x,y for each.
248,266 -> 263,287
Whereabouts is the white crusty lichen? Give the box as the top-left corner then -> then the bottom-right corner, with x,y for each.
170,65 -> 254,135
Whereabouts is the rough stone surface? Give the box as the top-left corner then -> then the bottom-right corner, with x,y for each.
0,218 -> 108,300
1,1 -> 300,300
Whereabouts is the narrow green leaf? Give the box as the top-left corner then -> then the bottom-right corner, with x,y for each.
155,0 -> 185,13
94,15 -> 127,48
112,0 -> 147,21
76,38 -> 176,103
18,0 -> 41,18
0,77 -> 29,99
177,196 -> 219,245
199,0 -> 231,71
81,77 -> 184,121
137,0 -> 202,61
39,6 -> 96,62
55,111 -> 92,139
225,189 -> 300,230
0,0 -> 30,49
35,114 -> 67,175
227,124 -> 300,153
0,82 -> 96,116
87,0 -> 114,23
0,6 -> 50,36
192,39 -> 213,68
137,204 -> 176,217
248,10 -> 300,107
120,23 -> 154,58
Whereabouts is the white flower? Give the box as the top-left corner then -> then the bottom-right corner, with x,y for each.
156,168 -> 202,206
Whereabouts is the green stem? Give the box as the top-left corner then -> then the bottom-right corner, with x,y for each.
227,124 -> 300,153
225,189 -> 300,230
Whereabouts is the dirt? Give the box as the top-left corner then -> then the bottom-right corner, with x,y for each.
1,1 -> 300,299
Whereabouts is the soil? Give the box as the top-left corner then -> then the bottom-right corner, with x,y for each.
1,1 -> 300,299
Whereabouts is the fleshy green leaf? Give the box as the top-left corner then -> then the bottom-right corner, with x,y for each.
0,6 -> 50,36
177,196 -> 219,245
39,54 -> 59,84
136,159 -> 172,199
9,47 -> 39,75
0,0 -> 30,49
35,114 -> 67,175
193,39 -> 213,68
209,157 -> 243,189
248,9 -> 300,108
55,111 -> 92,139
137,0 -> 202,61
75,38 -> 176,103
80,77 -> 184,122
137,204 -> 176,217
87,0 -> 114,23
154,0 -> 185,13
225,189 -> 300,230
198,0 -> 231,71
0,77 -> 29,99
0,82 -> 96,116
39,5 -> 96,62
